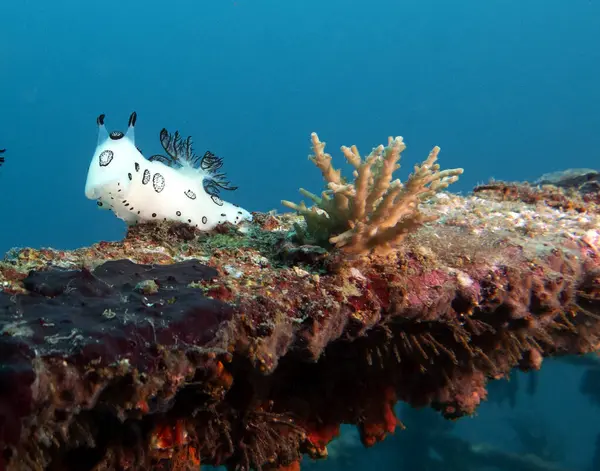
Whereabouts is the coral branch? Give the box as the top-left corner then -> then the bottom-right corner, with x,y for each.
282,133 -> 463,254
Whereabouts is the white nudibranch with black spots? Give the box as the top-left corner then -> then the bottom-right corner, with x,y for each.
84,112 -> 252,229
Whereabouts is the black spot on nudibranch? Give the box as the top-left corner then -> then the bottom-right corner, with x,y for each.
97,202 -> 103,207
211,195 -> 224,206
152,173 -> 165,193
202,216 -> 208,224
110,131 -> 124,140
99,150 -> 114,167
134,162 -> 140,172
148,154 -> 172,166
184,189 -> 197,200
142,169 -> 151,185
128,173 -> 132,180
176,211 -> 181,216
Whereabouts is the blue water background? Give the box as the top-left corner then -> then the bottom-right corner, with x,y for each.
1,0 -> 599,469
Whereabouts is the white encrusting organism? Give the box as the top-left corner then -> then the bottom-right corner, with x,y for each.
84,112 -> 252,229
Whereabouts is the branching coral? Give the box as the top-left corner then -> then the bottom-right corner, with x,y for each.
282,133 -> 464,254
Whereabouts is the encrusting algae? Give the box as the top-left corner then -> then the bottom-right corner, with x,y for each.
0,123 -> 600,471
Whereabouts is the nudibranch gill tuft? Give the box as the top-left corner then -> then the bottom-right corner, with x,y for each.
84,112 -> 252,229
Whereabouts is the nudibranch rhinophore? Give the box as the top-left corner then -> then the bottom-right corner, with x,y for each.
84,112 -> 252,229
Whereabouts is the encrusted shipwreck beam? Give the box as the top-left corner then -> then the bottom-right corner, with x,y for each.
1,180 -> 600,471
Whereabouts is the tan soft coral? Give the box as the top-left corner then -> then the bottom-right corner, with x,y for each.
282,132 -> 463,254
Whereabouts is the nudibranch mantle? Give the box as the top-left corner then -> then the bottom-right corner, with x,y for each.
84,112 -> 252,229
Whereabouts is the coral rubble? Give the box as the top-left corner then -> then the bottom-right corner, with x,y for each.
1,172 -> 600,471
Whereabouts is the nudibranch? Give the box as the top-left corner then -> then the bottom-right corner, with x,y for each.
84,112 -> 252,229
